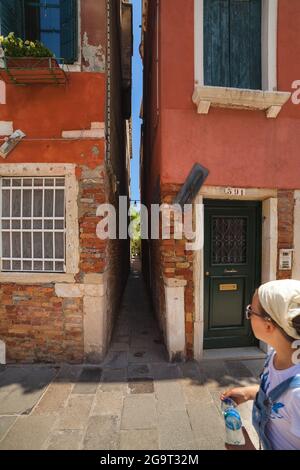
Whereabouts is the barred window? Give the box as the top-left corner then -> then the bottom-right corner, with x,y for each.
0,177 -> 66,273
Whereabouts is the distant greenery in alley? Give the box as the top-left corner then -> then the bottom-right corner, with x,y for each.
0,32 -> 54,58
130,207 -> 141,257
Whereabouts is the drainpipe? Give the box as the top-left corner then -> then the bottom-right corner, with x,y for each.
156,0 -> 160,122
106,0 -> 111,166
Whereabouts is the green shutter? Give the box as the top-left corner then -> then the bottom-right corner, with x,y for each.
60,0 -> 77,63
230,0 -> 261,90
204,0 -> 230,87
204,0 -> 262,89
0,0 -> 23,37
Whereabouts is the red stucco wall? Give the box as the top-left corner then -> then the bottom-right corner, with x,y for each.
157,0 -> 300,189
0,73 -> 106,165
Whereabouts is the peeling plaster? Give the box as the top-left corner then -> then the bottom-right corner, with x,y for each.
92,145 -> 100,156
0,80 -> 6,105
82,32 -> 106,72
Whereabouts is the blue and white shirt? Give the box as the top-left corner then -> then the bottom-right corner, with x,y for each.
262,349 -> 300,450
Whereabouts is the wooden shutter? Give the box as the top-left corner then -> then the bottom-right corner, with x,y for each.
60,0 -> 77,63
230,0 -> 261,90
0,0 -> 23,37
204,0 -> 261,89
204,0 -> 230,87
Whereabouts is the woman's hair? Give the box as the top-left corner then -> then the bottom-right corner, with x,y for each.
292,316 -> 300,337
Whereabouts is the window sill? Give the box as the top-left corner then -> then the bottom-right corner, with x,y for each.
60,63 -> 81,73
192,86 -> 291,119
0,272 -> 76,284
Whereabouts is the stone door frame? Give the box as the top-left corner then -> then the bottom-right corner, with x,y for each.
193,186 -> 278,360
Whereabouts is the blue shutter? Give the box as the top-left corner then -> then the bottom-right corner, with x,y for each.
230,0 -> 261,90
204,0 -> 230,87
204,0 -> 261,89
60,0 -> 77,63
0,0 -> 23,37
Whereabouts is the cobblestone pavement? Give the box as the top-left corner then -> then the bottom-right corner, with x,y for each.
0,270 -> 265,450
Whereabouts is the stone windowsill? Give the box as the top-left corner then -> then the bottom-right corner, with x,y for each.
192,85 -> 291,119
0,272 -> 76,284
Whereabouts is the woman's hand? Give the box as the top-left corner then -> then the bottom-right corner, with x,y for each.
220,385 -> 259,405
220,387 -> 250,405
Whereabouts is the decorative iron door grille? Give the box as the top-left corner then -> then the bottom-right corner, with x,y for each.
212,216 -> 247,265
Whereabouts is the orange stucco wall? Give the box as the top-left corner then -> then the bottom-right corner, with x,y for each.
0,73 -> 106,165
157,0 -> 300,190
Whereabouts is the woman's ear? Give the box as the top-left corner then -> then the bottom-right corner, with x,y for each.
265,319 -> 276,334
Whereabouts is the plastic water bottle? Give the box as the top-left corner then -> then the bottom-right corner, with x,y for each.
221,398 -> 245,446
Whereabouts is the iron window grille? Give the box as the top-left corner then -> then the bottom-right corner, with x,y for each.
0,176 -> 66,273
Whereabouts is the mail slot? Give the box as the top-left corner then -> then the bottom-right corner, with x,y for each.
219,284 -> 238,292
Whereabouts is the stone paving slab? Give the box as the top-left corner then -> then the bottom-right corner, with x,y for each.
0,416 -> 16,441
32,382 -> 73,415
150,363 -> 183,381
187,402 -> 225,450
0,415 -> 56,450
46,430 -> 83,451
0,366 -> 57,415
127,364 -> 152,380
54,395 -> 94,431
120,429 -> 159,451
110,342 -> 130,352
155,380 -> 186,413
72,367 -> 102,395
101,352 -> 129,369
83,415 -> 120,450
181,380 -> 215,406
121,394 -> 157,430
55,365 -> 82,383
129,378 -> 154,394
100,368 -> 128,394
158,410 -> 196,450
92,391 -> 124,417
128,348 -> 168,364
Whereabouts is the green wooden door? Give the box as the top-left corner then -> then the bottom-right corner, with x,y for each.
204,200 -> 261,349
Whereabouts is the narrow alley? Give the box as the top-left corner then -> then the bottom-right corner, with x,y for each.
0,265 -> 263,450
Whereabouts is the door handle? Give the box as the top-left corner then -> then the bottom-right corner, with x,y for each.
224,269 -> 238,274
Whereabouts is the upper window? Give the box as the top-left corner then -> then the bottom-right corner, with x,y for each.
0,0 -> 77,63
204,0 -> 262,90
0,177 -> 66,273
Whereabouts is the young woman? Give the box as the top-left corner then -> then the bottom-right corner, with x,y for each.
221,280 -> 300,450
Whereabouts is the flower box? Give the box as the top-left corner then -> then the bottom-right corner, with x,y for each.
0,56 -> 67,86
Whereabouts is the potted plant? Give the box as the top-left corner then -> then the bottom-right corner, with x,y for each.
0,33 -> 66,85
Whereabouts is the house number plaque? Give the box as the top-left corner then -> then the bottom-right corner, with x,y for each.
224,187 -> 246,196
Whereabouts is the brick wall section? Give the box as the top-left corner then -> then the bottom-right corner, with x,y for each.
77,164 -> 108,276
0,1 -> 130,363
0,160 -> 129,363
277,190 -> 295,280
149,183 -> 195,359
105,187 -> 130,350
0,285 -> 83,363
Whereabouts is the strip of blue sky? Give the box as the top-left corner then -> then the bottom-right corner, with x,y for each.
131,0 -> 142,203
